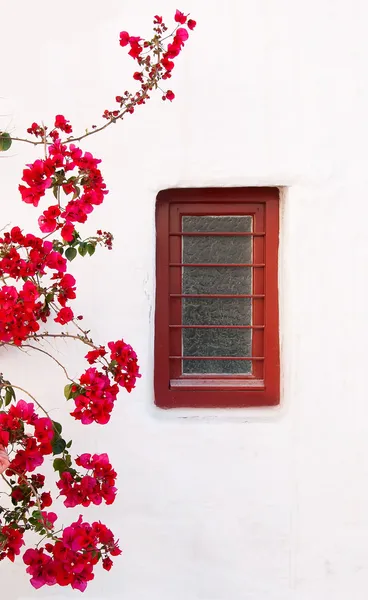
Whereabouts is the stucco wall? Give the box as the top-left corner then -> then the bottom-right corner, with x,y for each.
2,0 -> 368,598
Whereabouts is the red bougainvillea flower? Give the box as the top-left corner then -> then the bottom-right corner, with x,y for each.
70,368 -> 119,425
107,339 -> 141,392
0,526 -> 24,562
0,282 -> 42,345
119,31 -> 130,46
128,40 -> 143,60
57,453 -> 117,508
54,306 -> 74,325
166,90 -> 175,101
187,18 -> 196,30
40,491 -> 52,508
19,160 -> 55,207
60,223 -> 75,242
26,122 -> 45,138
85,346 -> 107,364
174,9 -> 187,24
38,205 -> 61,234
23,517 -> 121,591
56,273 -> 76,307
176,27 -> 189,43
54,115 -> 73,134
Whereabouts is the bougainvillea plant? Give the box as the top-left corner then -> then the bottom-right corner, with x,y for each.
0,10 -> 195,592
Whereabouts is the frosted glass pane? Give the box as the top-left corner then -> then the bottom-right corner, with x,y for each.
182,299 -> 252,374
182,216 -> 252,233
182,298 -> 252,326
181,216 -> 254,375
183,235 -> 252,264
182,216 -> 252,264
183,358 -> 252,374
183,328 -> 252,374
183,266 -> 252,295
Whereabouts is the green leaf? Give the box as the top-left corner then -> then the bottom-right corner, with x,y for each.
65,247 -> 77,261
72,186 -> 81,200
52,421 -> 62,436
78,242 -> 88,257
87,243 -> 96,257
66,440 -> 72,449
4,386 -> 15,407
52,438 -> 66,455
0,132 -> 12,152
53,458 -> 68,474
53,186 -> 58,200
64,384 -> 72,400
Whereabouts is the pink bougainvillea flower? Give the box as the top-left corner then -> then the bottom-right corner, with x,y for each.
176,27 -> 189,43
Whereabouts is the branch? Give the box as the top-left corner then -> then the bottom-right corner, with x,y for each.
29,332 -> 96,349
16,344 -> 73,382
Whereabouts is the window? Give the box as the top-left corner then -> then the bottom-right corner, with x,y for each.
154,188 -> 280,408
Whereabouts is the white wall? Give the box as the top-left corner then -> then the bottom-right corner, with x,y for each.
2,0 -> 368,598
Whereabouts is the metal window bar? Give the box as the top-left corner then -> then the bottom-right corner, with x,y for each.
169,356 -> 264,361
169,216 -> 266,377
169,263 -> 265,267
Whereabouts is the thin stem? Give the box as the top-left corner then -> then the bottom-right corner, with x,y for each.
27,481 -> 44,520
29,332 -> 97,349
16,344 -> 73,382
9,385 -> 49,418
8,51 -> 163,148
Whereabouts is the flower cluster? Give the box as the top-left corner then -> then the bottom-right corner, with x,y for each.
0,227 -> 80,338
0,8 -> 194,593
0,526 -> 24,562
0,401 -> 54,474
111,9 -> 196,112
57,453 -> 117,507
68,339 -> 141,425
20,141 -> 107,239
0,282 -> 41,345
23,516 -> 121,591
69,369 -> 119,425
107,339 -> 140,392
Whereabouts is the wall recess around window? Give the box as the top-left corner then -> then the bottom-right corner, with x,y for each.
154,187 -> 280,409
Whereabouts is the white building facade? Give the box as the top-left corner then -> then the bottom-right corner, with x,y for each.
2,0 -> 368,598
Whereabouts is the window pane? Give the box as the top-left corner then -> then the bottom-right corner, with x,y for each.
183,328 -> 252,374
181,216 -> 254,375
183,266 -> 252,295
183,236 -> 252,264
182,298 -> 252,326
182,215 -> 252,233
182,216 -> 253,264
182,298 -> 253,374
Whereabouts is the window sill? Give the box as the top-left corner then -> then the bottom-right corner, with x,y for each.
170,378 -> 265,390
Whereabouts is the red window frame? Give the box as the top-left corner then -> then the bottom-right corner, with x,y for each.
154,187 -> 280,408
